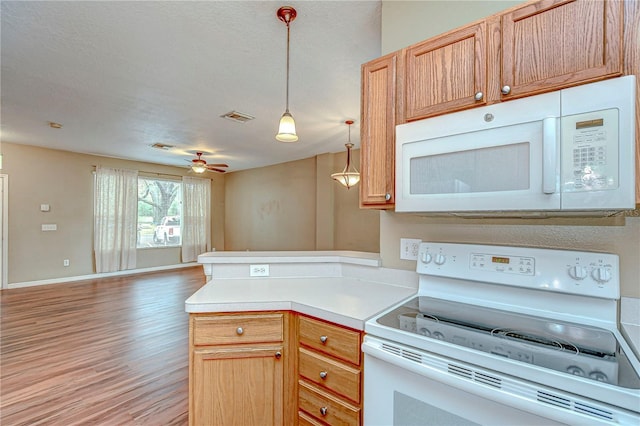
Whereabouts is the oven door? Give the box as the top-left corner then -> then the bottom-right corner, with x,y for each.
395,92 -> 561,213
363,335 -> 622,426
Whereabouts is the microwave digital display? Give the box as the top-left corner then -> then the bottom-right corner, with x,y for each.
576,118 -> 604,129
492,256 -> 510,264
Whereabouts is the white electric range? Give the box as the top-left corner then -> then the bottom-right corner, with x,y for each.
363,242 -> 640,425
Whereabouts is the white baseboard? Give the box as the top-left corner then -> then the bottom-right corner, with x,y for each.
7,263 -> 200,289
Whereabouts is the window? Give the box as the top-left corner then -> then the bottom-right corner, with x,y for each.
137,177 -> 182,248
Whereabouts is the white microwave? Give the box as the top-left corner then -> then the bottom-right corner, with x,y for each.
396,75 -> 636,216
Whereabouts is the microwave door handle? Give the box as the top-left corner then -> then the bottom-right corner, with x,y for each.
542,117 -> 557,194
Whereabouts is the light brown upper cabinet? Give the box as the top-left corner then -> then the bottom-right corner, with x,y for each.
403,0 -> 623,123
360,51 -> 403,209
405,22 -> 487,121
500,0 -> 623,100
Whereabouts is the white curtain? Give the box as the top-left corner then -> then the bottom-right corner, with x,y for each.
94,166 -> 138,273
181,176 -> 211,262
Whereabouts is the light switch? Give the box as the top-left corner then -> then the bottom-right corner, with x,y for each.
40,204 -> 50,212
42,224 -> 57,231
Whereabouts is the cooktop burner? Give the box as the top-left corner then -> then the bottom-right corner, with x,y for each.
376,296 -> 640,387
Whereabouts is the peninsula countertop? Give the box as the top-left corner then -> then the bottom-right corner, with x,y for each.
185,276 -> 417,330
188,250 -> 419,330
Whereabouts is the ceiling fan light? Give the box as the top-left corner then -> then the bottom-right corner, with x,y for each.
191,163 -> 207,173
276,111 -> 298,142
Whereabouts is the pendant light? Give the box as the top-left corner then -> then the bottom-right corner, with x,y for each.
275,6 -> 298,142
331,120 -> 360,189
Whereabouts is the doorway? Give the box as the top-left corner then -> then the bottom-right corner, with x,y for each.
1,175 -> 7,289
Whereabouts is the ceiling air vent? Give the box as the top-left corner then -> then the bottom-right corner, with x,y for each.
220,110 -> 255,123
151,143 -> 174,151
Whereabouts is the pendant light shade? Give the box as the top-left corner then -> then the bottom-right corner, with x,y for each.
331,120 -> 360,189
276,111 -> 297,142
275,6 -> 298,142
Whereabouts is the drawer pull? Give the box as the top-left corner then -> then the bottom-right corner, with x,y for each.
319,371 -> 328,379
319,335 -> 328,344
236,327 -> 244,335
320,407 -> 328,416
275,351 -> 282,359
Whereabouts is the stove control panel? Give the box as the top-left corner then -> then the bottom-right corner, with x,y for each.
469,253 -> 535,276
417,242 -> 620,299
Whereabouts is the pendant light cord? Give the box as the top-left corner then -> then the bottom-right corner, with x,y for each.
285,22 -> 291,112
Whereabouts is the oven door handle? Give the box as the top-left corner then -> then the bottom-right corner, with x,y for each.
362,338 -> 617,426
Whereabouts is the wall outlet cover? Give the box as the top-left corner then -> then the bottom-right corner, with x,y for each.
249,264 -> 269,277
400,238 -> 422,260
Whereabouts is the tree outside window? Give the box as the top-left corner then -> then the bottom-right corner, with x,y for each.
137,177 -> 182,248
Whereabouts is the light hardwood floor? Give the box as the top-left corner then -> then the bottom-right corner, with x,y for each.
1,267 -> 206,425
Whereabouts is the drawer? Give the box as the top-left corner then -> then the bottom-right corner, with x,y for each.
299,380 -> 360,426
298,316 -> 361,365
299,347 -> 361,403
192,313 -> 283,346
298,410 -> 325,426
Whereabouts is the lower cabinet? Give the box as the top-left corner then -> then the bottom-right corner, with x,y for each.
189,312 -> 294,426
297,315 -> 363,425
189,311 -> 363,426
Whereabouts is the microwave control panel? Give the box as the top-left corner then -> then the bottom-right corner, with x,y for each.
561,108 -> 619,192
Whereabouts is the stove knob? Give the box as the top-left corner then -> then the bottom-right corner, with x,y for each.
567,265 -> 587,280
591,267 -> 612,283
419,328 -> 431,337
434,254 -> 446,265
420,252 -> 432,264
432,331 -> 445,340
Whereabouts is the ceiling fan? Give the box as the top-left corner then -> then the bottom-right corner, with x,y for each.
189,152 -> 229,174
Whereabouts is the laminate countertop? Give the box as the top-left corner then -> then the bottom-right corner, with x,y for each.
187,251 -> 418,330
185,276 -> 417,330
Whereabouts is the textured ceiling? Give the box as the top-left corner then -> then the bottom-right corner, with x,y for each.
0,1 -> 382,172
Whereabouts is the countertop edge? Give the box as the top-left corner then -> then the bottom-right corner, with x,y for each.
197,250 -> 381,267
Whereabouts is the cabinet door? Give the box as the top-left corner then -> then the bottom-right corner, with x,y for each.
191,346 -> 284,426
501,0 -> 623,99
405,22 -> 487,121
360,51 -> 402,209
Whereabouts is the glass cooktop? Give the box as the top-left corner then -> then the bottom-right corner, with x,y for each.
375,296 -> 640,389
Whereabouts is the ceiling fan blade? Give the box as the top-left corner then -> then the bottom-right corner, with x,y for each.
207,167 -> 227,173
207,163 -> 229,168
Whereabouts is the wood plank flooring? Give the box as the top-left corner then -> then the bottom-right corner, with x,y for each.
1,267 -> 206,425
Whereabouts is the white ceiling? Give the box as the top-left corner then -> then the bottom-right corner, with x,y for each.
1,1 -> 382,172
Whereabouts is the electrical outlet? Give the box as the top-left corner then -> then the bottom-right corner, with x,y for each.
249,264 -> 269,277
63,259 -> 70,267
400,238 -> 422,260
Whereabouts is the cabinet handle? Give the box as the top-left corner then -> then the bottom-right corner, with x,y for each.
275,351 -> 282,359
319,335 -> 328,344
501,85 -> 511,95
385,193 -> 391,201
319,371 -> 328,379
236,327 -> 244,335
474,91 -> 483,101
320,407 -> 328,416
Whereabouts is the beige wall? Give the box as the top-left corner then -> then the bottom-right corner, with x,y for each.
2,142 -> 225,284
381,0 -> 521,54
379,0 -> 640,298
224,150 -> 380,253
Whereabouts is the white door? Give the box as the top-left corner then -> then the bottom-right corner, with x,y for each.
0,174 -> 7,289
